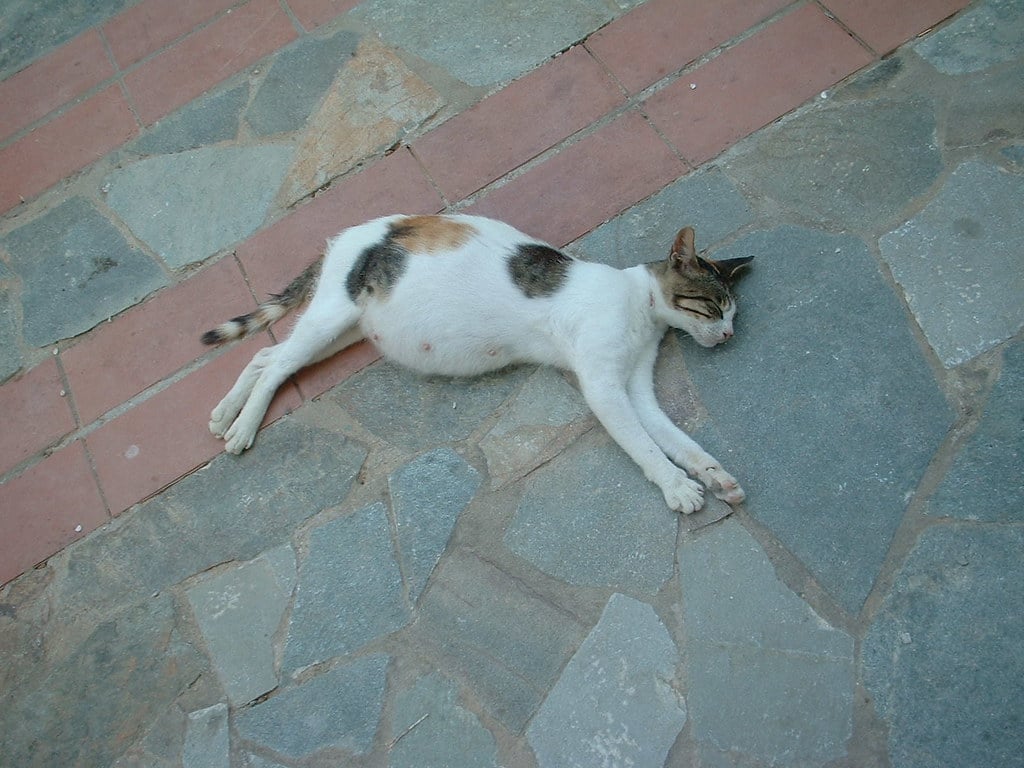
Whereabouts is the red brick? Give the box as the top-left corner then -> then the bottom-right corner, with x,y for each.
104,0 -> 241,69
0,359 -> 77,475
286,0 -> 362,30
123,0 -> 297,125
413,46 -> 624,202
823,0 -> 970,55
86,335 -> 301,515
62,257 -> 255,425
467,111 -> 684,247
237,148 -> 443,298
586,0 -> 790,94
294,340 -> 381,401
0,441 -> 108,585
644,4 -> 872,166
0,85 -> 137,213
0,31 -> 115,142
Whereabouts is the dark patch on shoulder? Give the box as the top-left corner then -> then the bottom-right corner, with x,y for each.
346,235 -> 408,301
508,243 -> 573,298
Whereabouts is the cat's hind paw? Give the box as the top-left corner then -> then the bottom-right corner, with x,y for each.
661,471 -> 705,514
700,465 -> 745,506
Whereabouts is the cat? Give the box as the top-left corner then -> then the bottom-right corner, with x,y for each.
202,214 -> 752,514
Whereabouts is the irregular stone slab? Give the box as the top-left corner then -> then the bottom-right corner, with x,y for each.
0,284 -> 21,382
389,673 -> 500,768
724,98 -> 942,232
914,0 -> 1024,74
331,360 -> 529,452
416,551 -> 585,731
280,36 -> 444,205
572,167 -> 754,269
505,437 -> 678,594
186,545 -> 296,705
284,503 -> 407,673
0,594 -> 207,767
942,62 -> 1024,151
105,144 -> 294,268
528,593 -> 686,768
879,161 -> 1024,366
129,84 -> 249,156
57,419 -> 367,620
684,226 -> 953,611
183,703 -> 229,768
1,197 -> 167,346
680,521 -> 854,766
388,447 -> 481,600
863,525 -> 1024,768
479,367 -> 590,487
246,29 -> 360,137
928,342 -> 1023,520
0,0 -> 134,79
236,654 -> 388,759
352,0 -> 621,87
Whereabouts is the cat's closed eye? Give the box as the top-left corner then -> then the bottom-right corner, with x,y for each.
674,295 -> 723,319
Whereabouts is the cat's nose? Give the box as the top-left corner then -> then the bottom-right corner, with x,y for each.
721,328 -> 734,341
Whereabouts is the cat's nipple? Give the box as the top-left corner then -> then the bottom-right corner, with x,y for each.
421,341 -> 433,352
487,347 -> 499,357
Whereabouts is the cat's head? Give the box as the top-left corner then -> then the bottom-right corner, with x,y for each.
652,226 -> 753,347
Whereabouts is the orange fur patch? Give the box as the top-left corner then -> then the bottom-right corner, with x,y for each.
392,215 -> 475,253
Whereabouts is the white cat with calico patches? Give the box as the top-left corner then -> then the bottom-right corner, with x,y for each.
202,214 -> 752,513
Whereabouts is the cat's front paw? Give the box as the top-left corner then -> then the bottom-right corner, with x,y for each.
660,471 -> 705,514
222,415 -> 259,454
699,465 -> 745,506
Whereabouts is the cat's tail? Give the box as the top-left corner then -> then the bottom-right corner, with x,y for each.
201,257 -> 322,345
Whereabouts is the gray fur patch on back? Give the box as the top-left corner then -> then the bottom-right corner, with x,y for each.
508,244 -> 573,298
346,239 -> 408,300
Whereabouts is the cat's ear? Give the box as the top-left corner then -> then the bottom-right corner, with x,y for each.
670,227 -> 699,270
708,256 -> 754,282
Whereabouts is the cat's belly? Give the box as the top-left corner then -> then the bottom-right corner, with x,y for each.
359,311 -> 564,376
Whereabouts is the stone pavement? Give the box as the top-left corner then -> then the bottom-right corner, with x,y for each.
1,0 -> 1023,765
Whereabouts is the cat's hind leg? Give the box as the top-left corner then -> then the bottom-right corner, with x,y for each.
628,341 -> 745,505
213,298 -> 362,453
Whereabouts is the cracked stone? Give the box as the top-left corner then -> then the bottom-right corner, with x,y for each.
236,655 -> 389,759
389,673 -> 500,768
186,545 -> 296,706
527,593 -> 687,768
388,447 -> 481,600
283,503 -> 407,673
680,521 -> 854,766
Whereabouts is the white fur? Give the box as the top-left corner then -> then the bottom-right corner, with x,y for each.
209,214 -> 743,513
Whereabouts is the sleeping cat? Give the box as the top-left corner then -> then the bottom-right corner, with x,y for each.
202,214 -> 752,514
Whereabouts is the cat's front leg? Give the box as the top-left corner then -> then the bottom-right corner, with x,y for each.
628,341 -> 745,505
577,374 -> 705,514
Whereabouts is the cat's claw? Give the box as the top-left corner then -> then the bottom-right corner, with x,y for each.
700,465 -> 745,506
661,472 -> 705,514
